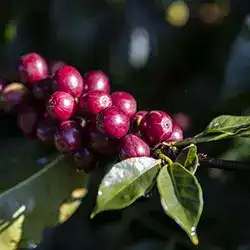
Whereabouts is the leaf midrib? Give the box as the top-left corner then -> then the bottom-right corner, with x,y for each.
169,163 -> 202,230
0,154 -> 63,200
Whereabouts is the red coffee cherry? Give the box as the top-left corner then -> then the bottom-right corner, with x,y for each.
166,123 -> 183,142
46,91 -> 75,121
139,110 -> 173,145
96,106 -> 130,139
84,70 -> 110,93
53,65 -> 84,98
19,52 -> 48,83
119,134 -> 150,160
78,90 -> 112,115
111,91 -> 137,118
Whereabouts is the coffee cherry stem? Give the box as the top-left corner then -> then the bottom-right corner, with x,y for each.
156,144 -> 250,171
154,149 -> 173,167
170,133 -> 230,148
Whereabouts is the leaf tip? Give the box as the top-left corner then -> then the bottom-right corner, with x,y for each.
90,209 -> 99,219
191,234 -> 199,246
90,213 -> 95,219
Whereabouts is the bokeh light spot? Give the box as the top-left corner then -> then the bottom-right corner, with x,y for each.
4,21 -> 17,43
128,27 -> 150,69
165,1 -> 189,27
198,3 -> 227,24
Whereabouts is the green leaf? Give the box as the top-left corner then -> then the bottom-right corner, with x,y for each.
0,138 -> 56,193
173,115 -> 250,147
0,148 -> 88,249
157,163 -> 203,245
204,115 -> 250,135
91,157 -> 160,218
175,144 -> 199,174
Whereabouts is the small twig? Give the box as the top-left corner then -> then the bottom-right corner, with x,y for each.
198,154 -> 250,171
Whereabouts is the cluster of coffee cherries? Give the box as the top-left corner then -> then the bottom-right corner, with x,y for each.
0,52 -> 184,173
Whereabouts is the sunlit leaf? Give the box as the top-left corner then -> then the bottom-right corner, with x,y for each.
174,115 -> 250,147
204,115 -> 250,135
0,154 -> 88,248
0,206 -> 25,250
91,157 -> 160,218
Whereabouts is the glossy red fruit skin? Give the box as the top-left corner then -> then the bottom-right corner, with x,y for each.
19,53 -> 48,83
87,122 -> 118,155
119,134 -> 150,160
32,78 -> 53,100
78,90 -> 112,115
84,70 -> 110,93
0,82 -> 31,113
46,91 -> 75,121
54,120 -> 82,153
111,91 -> 137,118
17,106 -> 38,136
139,110 -> 173,145
73,148 -> 98,173
166,123 -> 183,142
36,119 -> 57,145
97,106 -> 130,139
53,65 -> 84,98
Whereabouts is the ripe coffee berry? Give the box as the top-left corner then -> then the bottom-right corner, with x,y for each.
46,91 -> 75,121
17,106 -> 38,136
78,91 -> 112,115
84,70 -> 110,93
53,65 -> 84,98
19,53 -> 48,83
119,134 -> 150,160
111,91 -> 137,118
32,78 -> 53,100
167,123 -> 183,142
97,106 -> 130,139
0,82 -> 31,113
36,119 -> 57,145
54,120 -> 82,153
140,110 -> 173,145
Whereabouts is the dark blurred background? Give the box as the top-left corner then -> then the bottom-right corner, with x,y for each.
2,0 -> 250,249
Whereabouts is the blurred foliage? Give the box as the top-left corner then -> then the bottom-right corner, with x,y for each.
1,0 -> 250,249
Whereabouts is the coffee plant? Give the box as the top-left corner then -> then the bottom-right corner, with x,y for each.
1,52 -> 250,249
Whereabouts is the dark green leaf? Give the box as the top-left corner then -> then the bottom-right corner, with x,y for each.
0,152 -> 88,249
0,138 -> 56,193
91,157 -> 160,218
203,115 -> 250,135
175,144 -> 199,174
157,163 -> 203,245
174,115 -> 250,147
